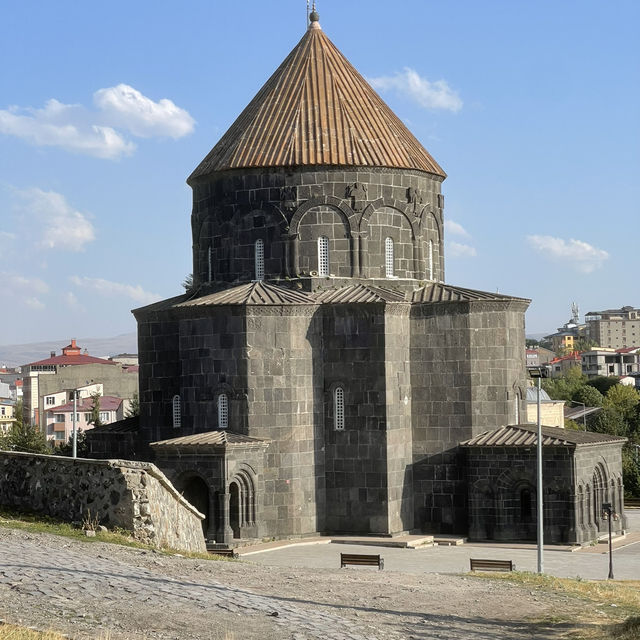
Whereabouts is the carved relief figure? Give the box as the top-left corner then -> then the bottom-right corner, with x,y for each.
346,182 -> 367,212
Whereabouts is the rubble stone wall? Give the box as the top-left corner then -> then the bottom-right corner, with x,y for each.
0,451 -> 205,553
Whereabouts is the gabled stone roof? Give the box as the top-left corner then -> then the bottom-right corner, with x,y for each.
176,281 -> 316,307
315,283 -> 406,303
188,13 -> 445,180
150,430 -> 269,450
460,424 -> 626,448
411,283 -> 530,304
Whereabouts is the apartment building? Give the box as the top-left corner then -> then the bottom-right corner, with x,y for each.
581,347 -> 640,378
585,306 -> 640,349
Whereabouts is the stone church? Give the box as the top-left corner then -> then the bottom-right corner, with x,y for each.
91,10 -> 626,545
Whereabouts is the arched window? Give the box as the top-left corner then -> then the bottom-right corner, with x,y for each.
520,487 -> 532,522
385,237 -> 394,278
334,387 -> 344,430
514,393 -> 520,425
218,393 -> 228,429
207,246 -> 213,282
172,395 -> 181,429
317,236 -> 329,276
428,240 -> 434,280
254,239 -> 264,281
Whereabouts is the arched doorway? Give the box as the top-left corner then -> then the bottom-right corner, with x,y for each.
182,476 -> 209,536
229,482 -> 241,539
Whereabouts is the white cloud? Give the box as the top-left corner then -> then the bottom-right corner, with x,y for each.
369,68 -> 462,112
1,272 -> 50,296
445,220 -> 470,238
70,276 -> 162,305
0,99 -> 135,159
24,297 -> 46,310
64,291 -> 84,311
448,242 -> 477,258
0,85 -> 194,158
0,231 -> 16,241
94,84 -> 195,139
526,235 -> 609,274
15,188 -> 95,251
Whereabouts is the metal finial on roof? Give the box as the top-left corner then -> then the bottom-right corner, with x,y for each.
309,1 -> 320,29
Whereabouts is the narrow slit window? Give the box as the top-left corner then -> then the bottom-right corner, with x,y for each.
208,246 -> 213,282
428,240 -> 434,280
172,395 -> 181,429
385,237 -> 394,278
254,239 -> 264,281
334,387 -> 344,431
317,236 -> 329,276
218,393 -> 229,429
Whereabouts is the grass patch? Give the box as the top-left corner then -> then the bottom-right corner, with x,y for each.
469,571 -> 640,639
0,622 -> 68,639
0,507 -> 237,562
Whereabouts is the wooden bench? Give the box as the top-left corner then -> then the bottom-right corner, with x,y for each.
340,553 -> 384,570
208,548 -> 239,559
469,558 -> 515,572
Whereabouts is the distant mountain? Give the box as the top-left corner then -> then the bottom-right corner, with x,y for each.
0,333 -> 138,368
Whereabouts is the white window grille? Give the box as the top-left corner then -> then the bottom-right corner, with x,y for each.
172,395 -> 181,429
99,411 -> 110,423
218,393 -> 229,429
385,237 -> 394,278
255,239 -> 264,281
207,246 -> 213,282
45,396 -> 55,405
428,240 -> 434,280
334,387 -> 345,431
317,236 -> 329,276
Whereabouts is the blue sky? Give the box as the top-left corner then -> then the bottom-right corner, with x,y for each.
1,0 -> 638,346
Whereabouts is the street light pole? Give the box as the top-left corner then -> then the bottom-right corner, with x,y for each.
528,365 -> 549,575
602,503 -> 614,579
72,389 -> 78,459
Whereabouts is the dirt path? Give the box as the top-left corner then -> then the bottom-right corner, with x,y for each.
0,528 -> 584,639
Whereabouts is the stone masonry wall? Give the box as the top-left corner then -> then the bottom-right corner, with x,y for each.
0,451 -> 205,553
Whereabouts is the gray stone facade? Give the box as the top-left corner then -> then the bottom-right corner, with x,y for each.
0,451 -> 206,552
191,167 -> 444,288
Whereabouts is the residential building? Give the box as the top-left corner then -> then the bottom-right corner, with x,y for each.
0,400 -> 15,433
581,347 -> 640,378
585,306 -> 640,349
22,339 -> 138,428
526,347 -> 556,367
548,352 -> 582,377
45,395 -> 127,445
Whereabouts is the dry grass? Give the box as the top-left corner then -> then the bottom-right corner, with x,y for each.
470,571 -> 640,639
0,623 -> 68,639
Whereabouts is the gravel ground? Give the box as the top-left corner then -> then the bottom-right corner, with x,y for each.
0,527 -> 594,640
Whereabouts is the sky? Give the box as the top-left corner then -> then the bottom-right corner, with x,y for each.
1,0 -> 638,347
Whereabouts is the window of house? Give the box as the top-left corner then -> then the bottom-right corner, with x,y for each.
84,413 -> 92,422
1,408 -> 5,416
54,414 -> 65,423
385,237 -> 394,278
317,236 -> 329,276
428,240 -> 434,280
172,395 -> 181,429
55,432 -> 65,440
99,411 -> 110,423
218,393 -> 229,429
255,239 -> 264,281
45,397 -> 55,405
334,387 -> 345,430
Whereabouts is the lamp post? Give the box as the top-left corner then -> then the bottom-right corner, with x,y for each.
528,366 -> 549,574
66,389 -> 79,458
601,502 -> 616,579
567,400 -> 587,430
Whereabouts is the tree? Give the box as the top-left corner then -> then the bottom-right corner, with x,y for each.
587,407 -> 628,437
0,398 -> 49,454
573,337 -> 597,352
125,393 -> 140,418
604,384 -> 640,421
56,429 -> 89,457
525,339 -> 540,348
573,385 -> 604,408
622,449 -> 640,498
87,392 -> 103,428
587,376 -> 620,396
542,367 -> 587,402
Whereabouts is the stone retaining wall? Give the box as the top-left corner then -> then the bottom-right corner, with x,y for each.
0,451 -> 205,553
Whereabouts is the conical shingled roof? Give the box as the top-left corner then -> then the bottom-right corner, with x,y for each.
189,14 -> 445,181
411,283 -> 531,304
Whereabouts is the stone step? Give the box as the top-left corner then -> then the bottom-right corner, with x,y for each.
433,535 -> 466,546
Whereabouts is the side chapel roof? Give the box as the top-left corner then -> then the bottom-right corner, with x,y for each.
189,12 -> 445,181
